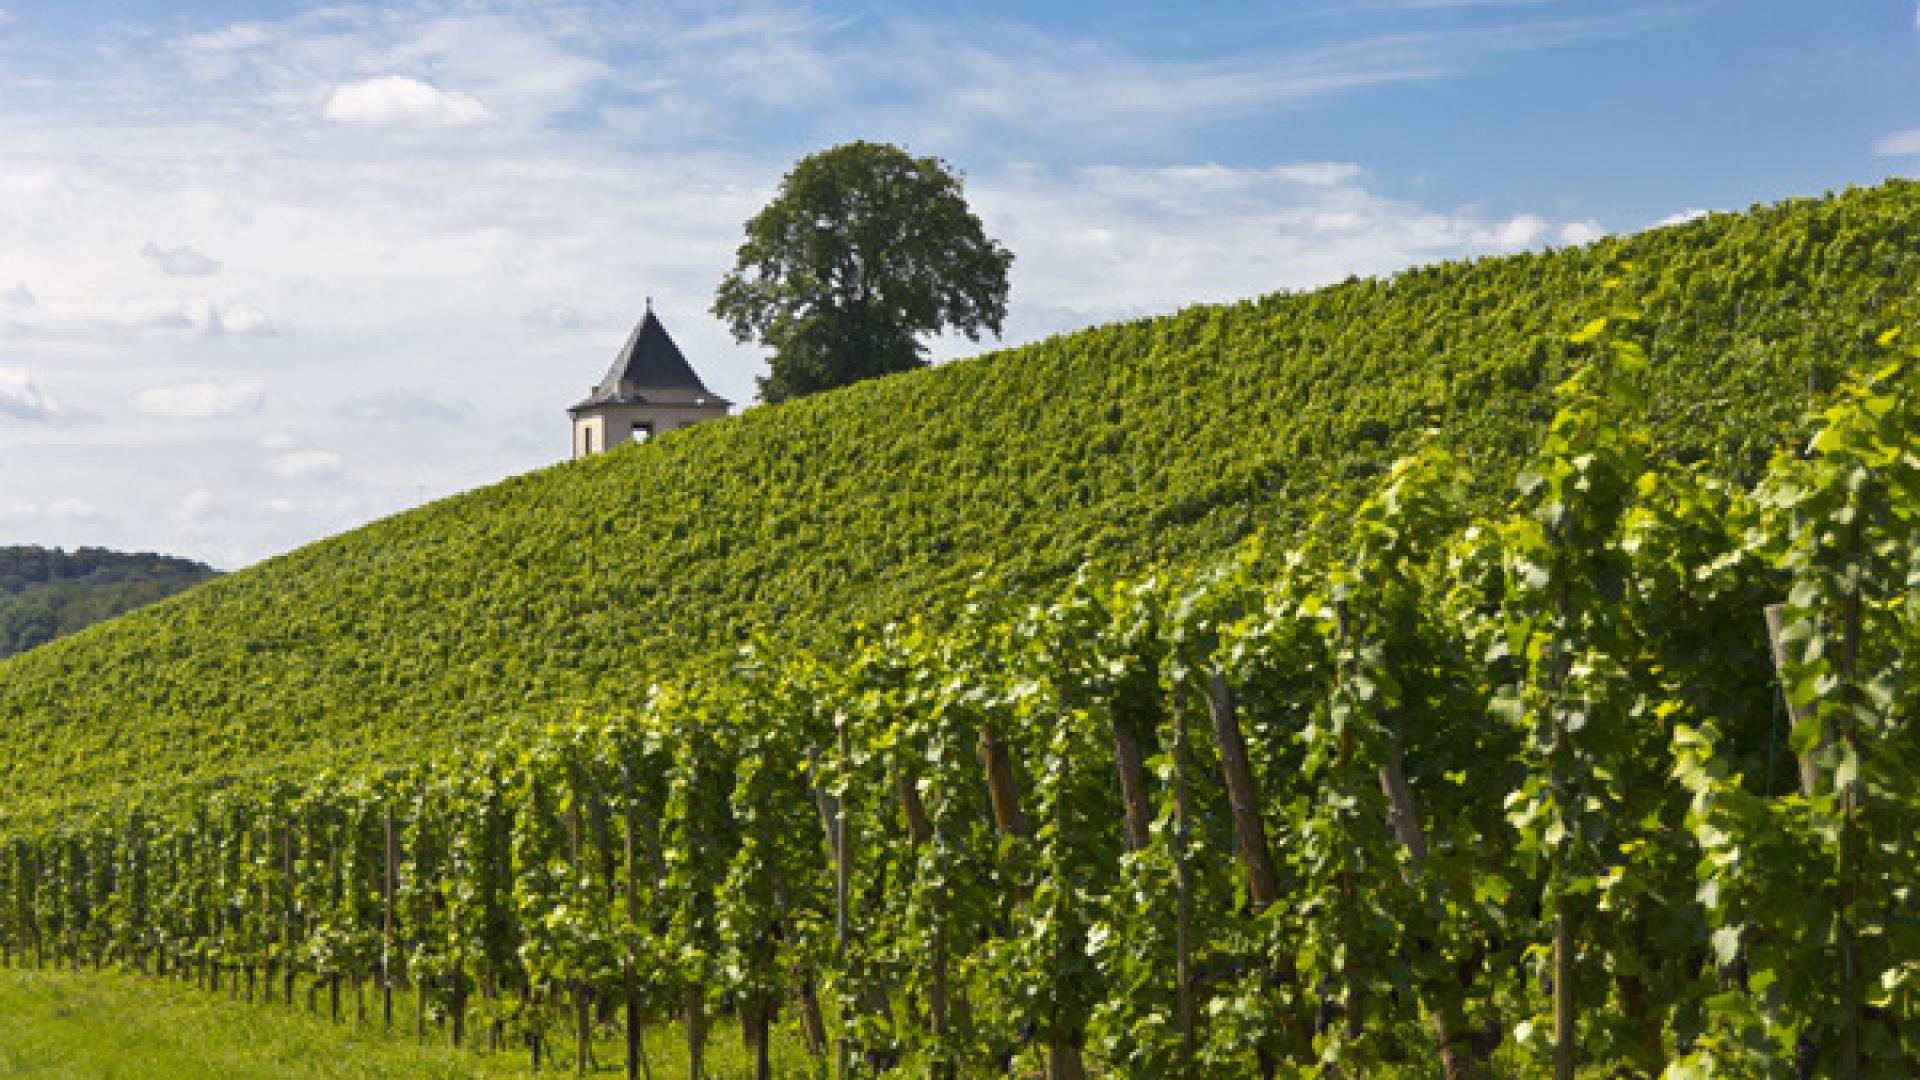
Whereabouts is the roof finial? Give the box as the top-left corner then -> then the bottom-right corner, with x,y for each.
645,295 -> 653,315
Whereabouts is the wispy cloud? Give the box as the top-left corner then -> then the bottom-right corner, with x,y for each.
967,163 -> 1610,340
142,242 -> 222,277
335,391 -> 472,424
184,22 -> 270,52
131,380 -> 266,420
851,12 -> 1657,154
270,449 -> 344,480
0,367 -> 69,422
1873,128 -> 1920,156
0,0 -> 1647,564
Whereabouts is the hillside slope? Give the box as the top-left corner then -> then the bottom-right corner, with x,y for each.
1,180 -> 1915,816
0,546 -> 216,659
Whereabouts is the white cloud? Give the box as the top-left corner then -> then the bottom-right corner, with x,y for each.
131,380 -> 266,420
212,300 -> 274,335
323,76 -> 492,127
5,283 -> 33,308
967,164 -> 1617,342
142,242 -> 222,277
47,498 -> 98,521
1557,220 -> 1606,245
269,449 -> 344,479
0,367 -> 66,422
1489,213 -> 1550,247
1653,207 -> 1709,228
0,1 -> 1663,566
1873,128 -> 1920,156
176,489 -> 221,523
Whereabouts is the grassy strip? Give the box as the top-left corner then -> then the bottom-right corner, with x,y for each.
0,967 -> 808,1078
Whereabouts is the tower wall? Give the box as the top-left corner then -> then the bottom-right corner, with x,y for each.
571,401 -> 729,458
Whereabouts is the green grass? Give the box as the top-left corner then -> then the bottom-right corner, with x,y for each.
0,967 -> 809,1079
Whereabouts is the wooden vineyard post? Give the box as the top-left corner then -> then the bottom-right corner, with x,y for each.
807,742 -> 854,1080
1201,672 -> 1279,907
796,746 -> 835,1065
1546,583 -> 1576,1080
685,987 -> 706,1080
1109,714 -> 1154,854
1200,669 -> 1294,1073
1046,726 -> 1089,1080
767,848 -> 828,1058
977,721 -> 1026,841
1335,600 -> 1478,1080
834,721 -> 855,1080
1170,695 -> 1198,1072
623,771 -> 644,1080
1380,734 -> 1479,1080
1764,603 -> 1821,798
895,768 -> 951,1056
282,822 -> 296,1005
978,713 -> 1089,1078
808,748 -> 841,869
383,804 -> 397,1034
568,793 -> 592,1078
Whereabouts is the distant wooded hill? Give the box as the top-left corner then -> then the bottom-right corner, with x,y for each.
0,546 -> 216,658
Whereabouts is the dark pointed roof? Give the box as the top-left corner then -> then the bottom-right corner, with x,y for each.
571,308 -> 730,410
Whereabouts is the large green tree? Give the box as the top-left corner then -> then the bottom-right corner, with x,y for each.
714,141 -> 1013,403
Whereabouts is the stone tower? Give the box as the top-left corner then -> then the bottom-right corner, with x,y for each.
568,303 -> 731,458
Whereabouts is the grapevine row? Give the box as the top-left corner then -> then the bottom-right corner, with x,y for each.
3,321 -> 1917,1077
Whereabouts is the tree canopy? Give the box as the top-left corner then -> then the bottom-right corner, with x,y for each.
714,140 -> 1013,403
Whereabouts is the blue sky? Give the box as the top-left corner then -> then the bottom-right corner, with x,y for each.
0,0 -> 1916,566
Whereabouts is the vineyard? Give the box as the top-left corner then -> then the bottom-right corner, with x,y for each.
1,183 -> 1918,821
3,305 -> 1918,1076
